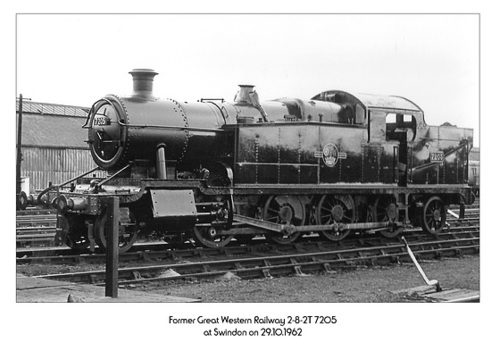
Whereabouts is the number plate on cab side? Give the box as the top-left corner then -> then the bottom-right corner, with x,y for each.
430,151 -> 444,163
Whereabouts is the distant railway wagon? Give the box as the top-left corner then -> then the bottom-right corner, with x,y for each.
468,147 -> 480,197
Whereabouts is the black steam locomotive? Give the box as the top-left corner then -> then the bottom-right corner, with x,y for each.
42,69 -> 475,252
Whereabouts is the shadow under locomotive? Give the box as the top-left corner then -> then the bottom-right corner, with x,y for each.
33,69 -> 475,253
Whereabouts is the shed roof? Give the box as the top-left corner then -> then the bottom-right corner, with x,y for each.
17,101 -> 90,148
21,114 -> 89,148
17,100 -> 89,117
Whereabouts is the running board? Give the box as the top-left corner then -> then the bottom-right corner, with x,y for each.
233,214 -> 399,235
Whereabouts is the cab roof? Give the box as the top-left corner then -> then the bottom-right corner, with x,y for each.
312,90 -> 423,114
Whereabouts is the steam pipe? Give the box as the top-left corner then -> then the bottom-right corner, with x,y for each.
156,144 -> 167,180
37,166 -> 101,204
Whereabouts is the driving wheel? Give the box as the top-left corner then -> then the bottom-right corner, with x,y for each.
262,195 -> 305,244
372,196 -> 403,238
315,194 -> 355,241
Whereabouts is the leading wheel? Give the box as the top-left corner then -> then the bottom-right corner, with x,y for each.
262,195 -> 305,244
64,215 -> 91,252
422,196 -> 446,235
192,226 -> 234,248
315,194 -> 355,241
94,208 -> 139,253
372,196 -> 403,238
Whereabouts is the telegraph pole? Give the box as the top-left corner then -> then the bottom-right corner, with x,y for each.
16,94 -> 31,209
16,94 -> 24,195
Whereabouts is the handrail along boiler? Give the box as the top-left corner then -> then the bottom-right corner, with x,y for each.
45,69 -> 475,252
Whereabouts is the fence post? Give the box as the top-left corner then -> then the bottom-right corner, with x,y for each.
105,196 -> 119,298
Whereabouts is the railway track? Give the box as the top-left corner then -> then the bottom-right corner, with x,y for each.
16,208 -> 57,247
25,226 -> 479,285
16,204 -> 480,288
16,223 -> 478,264
16,205 -> 480,249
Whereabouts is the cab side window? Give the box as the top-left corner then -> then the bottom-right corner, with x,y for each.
386,113 -> 417,141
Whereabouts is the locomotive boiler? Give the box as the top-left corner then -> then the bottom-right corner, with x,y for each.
44,69 -> 475,252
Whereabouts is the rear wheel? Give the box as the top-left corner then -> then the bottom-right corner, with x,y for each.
421,196 -> 446,235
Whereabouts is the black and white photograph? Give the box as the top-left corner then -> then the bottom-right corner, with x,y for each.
4,2 -> 498,349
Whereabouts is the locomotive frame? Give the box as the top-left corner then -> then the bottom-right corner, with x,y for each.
36,69 -> 475,252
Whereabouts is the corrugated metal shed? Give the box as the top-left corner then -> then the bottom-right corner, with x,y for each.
18,101 -> 89,148
17,100 -> 105,192
21,114 -> 89,148
21,147 -> 103,192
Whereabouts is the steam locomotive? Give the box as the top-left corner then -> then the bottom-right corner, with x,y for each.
40,69 -> 475,252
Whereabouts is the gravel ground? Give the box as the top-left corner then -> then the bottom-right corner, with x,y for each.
128,255 -> 480,302
17,254 -> 479,303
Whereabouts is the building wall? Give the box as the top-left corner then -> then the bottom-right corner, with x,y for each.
21,146 -> 106,192
17,100 -> 107,194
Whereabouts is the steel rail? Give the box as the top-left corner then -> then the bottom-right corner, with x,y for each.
16,225 -> 479,263
116,239 -> 479,284
31,235 -> 479,284
15,214 -> 479,249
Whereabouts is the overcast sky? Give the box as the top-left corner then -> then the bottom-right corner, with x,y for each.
16,14 -> 479,143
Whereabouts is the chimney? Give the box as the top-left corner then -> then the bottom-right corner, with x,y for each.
129,69 -> 158,98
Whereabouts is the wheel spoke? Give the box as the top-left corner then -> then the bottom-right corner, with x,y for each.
320,205 -> 331,213
324,198 -> 334,209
